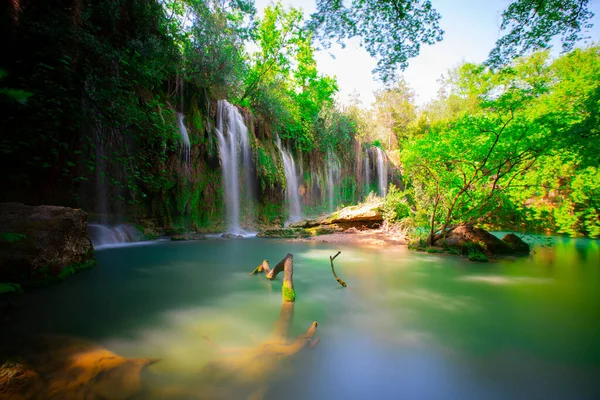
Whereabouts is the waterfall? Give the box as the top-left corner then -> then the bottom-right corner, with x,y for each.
215,100 -> 252,233
327,152 -> 341,212
276,137 -> 302,223
375,147 -> 388,197
88,224 -> 141,248
364,147 -> 371,195
177,112 -> 191,167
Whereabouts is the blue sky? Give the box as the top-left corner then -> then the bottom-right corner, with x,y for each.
253,0 -> 600,107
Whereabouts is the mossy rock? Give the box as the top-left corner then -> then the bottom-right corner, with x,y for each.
257,228 -> 309,239
0,203 -> 95,286
0,283 -> 23,295
467,250 -> 489,262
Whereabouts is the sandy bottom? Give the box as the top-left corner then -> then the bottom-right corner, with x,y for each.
296,228 -> 407,245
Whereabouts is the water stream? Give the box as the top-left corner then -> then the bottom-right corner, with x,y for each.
327,152 -> 340,212
364,146 -> 371,195
176,112 -> 191,168
375,147 -> 388,197
215,100 -> 252,233
87,223 -> 141,249
276,137 -> 302,223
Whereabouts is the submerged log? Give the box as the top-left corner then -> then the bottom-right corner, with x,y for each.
330,251 -> 347,288
0,335 -> 159,400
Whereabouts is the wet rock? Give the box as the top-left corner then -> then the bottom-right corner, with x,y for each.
435,224 -> 512,255
0,357 -> 44,400
502,233 -> 530,253
257,228 -> 310,239
0,203 -> 95,287
170,235 -> 188,241
171,234 -> 207,241
221,233 -> 244,239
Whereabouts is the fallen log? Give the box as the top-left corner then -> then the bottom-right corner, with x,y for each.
330,251 -> 347,287
266,253 -> 291,281
250,259 -> 270,275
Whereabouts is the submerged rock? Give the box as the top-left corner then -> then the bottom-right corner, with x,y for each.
0,203 -> 95,286
502,233 -> 530,253
0,335 -> 157,400
434,224 -> 512,256
0,357 -> 44,400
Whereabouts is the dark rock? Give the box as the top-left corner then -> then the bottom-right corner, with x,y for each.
221,233 -> 244,239
171,235 -> 189,241
0,203 -> 95,286
0,356 -> 44,399
435,224 -> 512,255
502,234 -> 530,253
467,250 -> 489,262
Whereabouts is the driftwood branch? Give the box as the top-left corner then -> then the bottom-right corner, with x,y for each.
249,254 -> 295,301
266,254 -> 290,281
250,259 -> 270,275
330,251 -> 347,288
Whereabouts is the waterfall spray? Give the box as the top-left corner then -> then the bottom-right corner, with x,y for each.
215,100 -> 252,233
375,147 -> 388,197
276,137 -> 302,223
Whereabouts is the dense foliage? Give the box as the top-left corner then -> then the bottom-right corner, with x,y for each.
378,46 -> 600,240
1,0 -> 597,236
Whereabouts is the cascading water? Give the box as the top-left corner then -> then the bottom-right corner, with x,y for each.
375,147 -> 388,197
215,100 -> 252,234
364,147 -> 371,195
276,137 -> 302,223
327,152 -> 341,212
177,112 -> 191,168
88,224 -> 141,248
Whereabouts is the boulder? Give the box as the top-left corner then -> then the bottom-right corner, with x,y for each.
329,201 -> 384,224
0,203 -> 95,286
501,233 -> 530,253
260,201 -> 383,238
221,233 -> 244,239
435,224 -> 512,255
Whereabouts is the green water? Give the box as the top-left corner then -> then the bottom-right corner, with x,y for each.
4,237 -> 600,399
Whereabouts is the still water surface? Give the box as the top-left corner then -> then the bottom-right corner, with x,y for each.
5,236 -> 600,399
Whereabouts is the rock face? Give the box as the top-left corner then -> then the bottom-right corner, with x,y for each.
0,203 -> 95,286
501,233 -> 530,253
258,201 -> 383,238
434,224 -> 513,255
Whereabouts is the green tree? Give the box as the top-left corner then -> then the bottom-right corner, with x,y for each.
488,0 -> 595,67
310,0 -> 443,82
